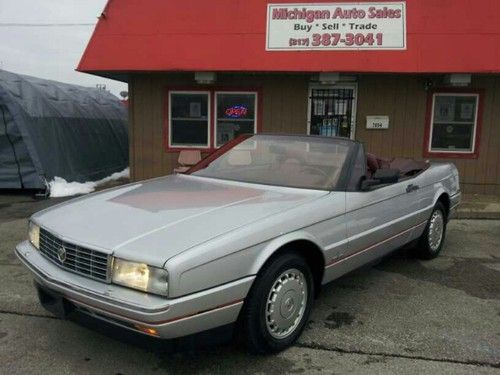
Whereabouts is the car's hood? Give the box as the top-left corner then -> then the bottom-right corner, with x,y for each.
34,175 -> 327,266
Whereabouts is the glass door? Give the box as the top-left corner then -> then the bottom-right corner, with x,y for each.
308,85 -> 356,139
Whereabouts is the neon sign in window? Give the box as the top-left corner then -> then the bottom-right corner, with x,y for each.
216,93 -> 257,147
225,105 -> 248,118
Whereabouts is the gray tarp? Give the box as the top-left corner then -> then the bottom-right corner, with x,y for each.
0,70 -> 128,190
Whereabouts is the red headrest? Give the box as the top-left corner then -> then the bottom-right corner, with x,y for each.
366,153 -> 379,173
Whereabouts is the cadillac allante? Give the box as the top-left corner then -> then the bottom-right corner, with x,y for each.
16,134 -> 460,353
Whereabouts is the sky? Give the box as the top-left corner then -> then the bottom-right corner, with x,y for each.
0,0 -> 127,97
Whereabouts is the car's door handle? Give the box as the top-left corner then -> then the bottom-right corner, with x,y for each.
406,184 -> 420,193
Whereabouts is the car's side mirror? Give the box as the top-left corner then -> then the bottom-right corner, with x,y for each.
360,169 -> 400,191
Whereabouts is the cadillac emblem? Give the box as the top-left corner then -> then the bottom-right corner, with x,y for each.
58,246 -> 67,263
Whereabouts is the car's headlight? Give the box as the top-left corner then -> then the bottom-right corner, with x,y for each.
28,221 -> 40,250
112,258 -> 168,296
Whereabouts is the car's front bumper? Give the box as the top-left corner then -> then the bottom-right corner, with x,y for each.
15,241 -> 254,339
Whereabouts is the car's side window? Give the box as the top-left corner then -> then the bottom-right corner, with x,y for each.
346,145 -> 367,191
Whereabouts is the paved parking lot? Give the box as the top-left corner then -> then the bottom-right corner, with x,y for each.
0,194 -> 499,374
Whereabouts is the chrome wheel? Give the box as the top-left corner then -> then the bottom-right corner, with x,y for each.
428,210 -> 444,252
265,268 -> 308,339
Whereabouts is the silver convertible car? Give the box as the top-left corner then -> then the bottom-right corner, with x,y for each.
16,134 -> 460,353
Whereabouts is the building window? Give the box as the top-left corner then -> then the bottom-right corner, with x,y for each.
426,92 -> 482,157
215,92 -> 257,147
168,91 -> 210,148
166,89 -> 260,151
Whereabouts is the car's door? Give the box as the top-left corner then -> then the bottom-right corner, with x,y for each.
409,169 -> 435,224
325,144 -> 420,281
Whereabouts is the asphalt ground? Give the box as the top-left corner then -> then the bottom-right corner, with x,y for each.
0,193 -> 499,374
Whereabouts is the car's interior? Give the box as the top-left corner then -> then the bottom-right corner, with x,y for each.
191,135 -> 431,191
362,152 -> 430,190
366,153 -> 429,179
192,138 -> 352,190
210,144 -> 348,189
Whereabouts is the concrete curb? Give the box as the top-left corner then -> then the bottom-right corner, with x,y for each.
455,211 -> 500,220
455,200 -> 500,220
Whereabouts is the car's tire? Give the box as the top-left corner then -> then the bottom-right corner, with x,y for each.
415,201 -> 447,260
239,252 -> 314,354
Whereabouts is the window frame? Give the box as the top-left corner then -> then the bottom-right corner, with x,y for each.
214,90 -> 258,148
164,87 -> 262,152
423,89 -> 484,159
166,90 -> 211,150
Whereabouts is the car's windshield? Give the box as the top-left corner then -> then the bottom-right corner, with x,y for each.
190,135 -> 352,190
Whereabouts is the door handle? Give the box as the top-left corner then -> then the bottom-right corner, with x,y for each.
406,184 -> 420,193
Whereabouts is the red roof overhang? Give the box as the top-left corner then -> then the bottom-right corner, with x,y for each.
78,0 -> 500,77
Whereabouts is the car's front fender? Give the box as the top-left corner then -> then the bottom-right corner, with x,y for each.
167,233 -> 322,298
247,230 -> 324,275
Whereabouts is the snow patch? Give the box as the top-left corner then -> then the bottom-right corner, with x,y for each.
48,168 -> 130,198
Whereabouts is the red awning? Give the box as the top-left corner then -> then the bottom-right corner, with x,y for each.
78,0 -> 500,75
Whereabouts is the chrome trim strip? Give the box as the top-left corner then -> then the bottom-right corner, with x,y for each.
325,220 -> 428,268
324,204 -> 432,253
349,205 -> 432,244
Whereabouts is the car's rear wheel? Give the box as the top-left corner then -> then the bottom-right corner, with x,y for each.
415,201 -> 447,259
239,252 -> 314,354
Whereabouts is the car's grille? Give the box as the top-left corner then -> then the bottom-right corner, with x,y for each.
39,228 -> 111,282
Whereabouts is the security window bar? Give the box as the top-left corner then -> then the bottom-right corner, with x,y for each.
309,89 -> 354,138
429,93 -> 479,153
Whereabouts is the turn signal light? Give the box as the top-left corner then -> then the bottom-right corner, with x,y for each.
133,324 -> 159,337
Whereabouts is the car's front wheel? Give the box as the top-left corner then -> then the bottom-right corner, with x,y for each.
239,252 -> 314,354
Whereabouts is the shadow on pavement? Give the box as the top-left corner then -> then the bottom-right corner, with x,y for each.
68,311 -> 236,354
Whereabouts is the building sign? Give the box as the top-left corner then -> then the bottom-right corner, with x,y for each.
266,2 -> 406,51
225,105 -> 248,118
366,115 -> 389,129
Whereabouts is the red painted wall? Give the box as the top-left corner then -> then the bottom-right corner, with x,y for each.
78,0 -> 500,74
